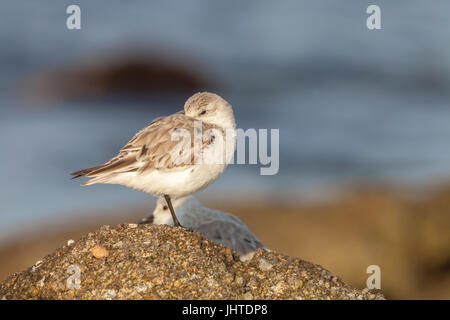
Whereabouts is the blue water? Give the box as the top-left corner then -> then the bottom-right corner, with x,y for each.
1,0 -> 450,241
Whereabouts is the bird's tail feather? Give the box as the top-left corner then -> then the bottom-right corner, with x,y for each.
71,165 -> 105,179
81,175 -> 113,186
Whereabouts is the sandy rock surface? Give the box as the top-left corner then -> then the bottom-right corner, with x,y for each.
0,224 -> 384,300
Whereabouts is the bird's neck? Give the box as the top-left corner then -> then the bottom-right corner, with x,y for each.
204,112 -> 236,131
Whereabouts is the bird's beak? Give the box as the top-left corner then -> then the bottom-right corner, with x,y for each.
138,214 -> 154,225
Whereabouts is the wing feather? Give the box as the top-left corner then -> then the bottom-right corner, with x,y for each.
71,111 -> 222,180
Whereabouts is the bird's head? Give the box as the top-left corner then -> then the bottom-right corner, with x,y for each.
184,92 -> 235,129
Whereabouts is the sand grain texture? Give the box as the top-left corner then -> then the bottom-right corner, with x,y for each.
0,224 -> 383,300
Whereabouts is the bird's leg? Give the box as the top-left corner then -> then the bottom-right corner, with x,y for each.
164,195 -> 183,228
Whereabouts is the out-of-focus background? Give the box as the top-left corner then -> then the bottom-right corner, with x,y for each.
1,0 -> 449,299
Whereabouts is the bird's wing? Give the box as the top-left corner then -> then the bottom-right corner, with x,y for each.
71,111 -> 221,179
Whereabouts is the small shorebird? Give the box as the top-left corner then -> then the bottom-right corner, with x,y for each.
140,196 -> 266,261
71,92 -> 236,227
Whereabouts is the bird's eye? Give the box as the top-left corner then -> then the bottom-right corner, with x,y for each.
199,110 -> 206,115
163,205 -> 168,210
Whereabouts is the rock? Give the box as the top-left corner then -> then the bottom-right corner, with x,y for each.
26,52 -> 211,102
258,258 -> 274,271
0,224 -> 384,300
90,246 -> 109,258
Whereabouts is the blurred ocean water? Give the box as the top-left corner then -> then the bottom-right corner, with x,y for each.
1,0 -> 450,241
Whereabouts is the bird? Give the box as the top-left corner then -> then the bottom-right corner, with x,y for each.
71,92 -> 236,228
140,196 -> 266,261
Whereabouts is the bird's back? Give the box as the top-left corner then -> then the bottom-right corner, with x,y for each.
193,209 -> 265,258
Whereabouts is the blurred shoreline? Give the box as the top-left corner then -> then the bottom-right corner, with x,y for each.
1,0 -> 450,300
1,182 -> 449,299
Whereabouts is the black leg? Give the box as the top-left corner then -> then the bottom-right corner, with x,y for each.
164,195 -> 183,227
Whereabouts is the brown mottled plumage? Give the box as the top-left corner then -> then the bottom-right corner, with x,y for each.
71,92 -> 236,227
71,111 -> 224,183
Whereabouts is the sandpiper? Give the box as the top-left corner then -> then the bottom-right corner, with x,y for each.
72,92 -> 236,227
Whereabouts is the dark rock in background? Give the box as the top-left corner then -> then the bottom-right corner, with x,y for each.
26,51 -> 212,103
